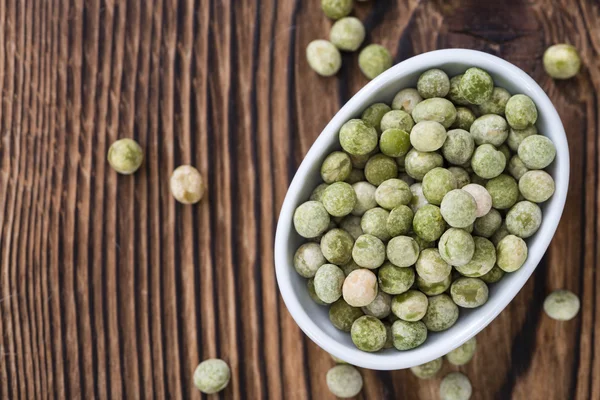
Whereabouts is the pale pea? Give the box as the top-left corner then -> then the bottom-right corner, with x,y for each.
343,269 -> 379,307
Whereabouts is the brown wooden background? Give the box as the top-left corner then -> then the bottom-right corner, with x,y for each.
0,0 -> 599,399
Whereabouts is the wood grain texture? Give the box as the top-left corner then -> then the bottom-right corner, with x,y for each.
0,0 -> 599,399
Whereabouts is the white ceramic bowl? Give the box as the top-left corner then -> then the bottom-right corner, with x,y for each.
274,49 -> 569,370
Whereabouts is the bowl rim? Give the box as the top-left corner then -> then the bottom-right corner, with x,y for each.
274,49 -> 570,370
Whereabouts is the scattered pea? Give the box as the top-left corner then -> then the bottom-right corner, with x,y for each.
411,357 -> 442,379
170,165 -> 205,205
446,337 -> 477,366
326,365 -> 363,398
108,138 -> 144,175
440,372 -> 472,400
193,359 -> 231,394
321,0 -> 353,20
306,40 -> 342,76
359,44 -> 393,80
543,290 -> 580,321
543,44 -> 581,79
330,17 -> 365,51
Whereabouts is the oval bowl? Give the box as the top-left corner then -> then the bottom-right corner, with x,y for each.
274,49 -> 569,370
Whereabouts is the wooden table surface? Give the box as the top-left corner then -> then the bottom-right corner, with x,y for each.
1,0 -> 599,399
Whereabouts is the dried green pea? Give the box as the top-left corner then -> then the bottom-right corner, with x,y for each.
107,138 -> 144,174
448,167 -> 471,188
473,208 -> 502,238
450,277 -> 489,308
306,40 -> 342,76
412,97 -> 457,129
314,264 -> 346,303
352,234 -> 385,269
387,235 -> 420,267
405,149 -> 444,181
447,74 -> 470,106
506,200 -> 542,238
417,68 -> 450,99
321,151 -> 352,183
326,365 -> 363,398
422,168 -> 458,205
440,189 -> 477,229
519,170 -> 555,203
416,274 -> 451,296
351,315 -> 387,352
446,337 -> 477,366
474,87 -> 510,116
380,128 -> 411,157
451,107 -> 476,131
507,125 -> 537,152
352,181 -> 377,216
362,291 -> 392,319
416,248 -> 452,283
194,359 -> 231,394
378,262 -> 415,295
470,114 -> 509,147
294,242 -> 326,278
507,155 -> 530,181
454,236 -> 496,277
380,110 -> 415,133
322,182 -> 358,217
471,144 -> 506,179
442,129 -> 475,166
365,154 -> 398,186
411,358 -> 442,379
518,135 -> 556,169
321,229 -> 354,265
438,228 -> 475,267
422,294 -> 459,332
480,265 -> 505,284
496,234 -> 528,272
293,201 -> 331,238
329,17 -> 366,51
543,44 -> 581,79
392,88 -> 422,114
321,0 -> 353,19
458,67 -> 494,105
361,207 -> 391,241
339,119 -> 378,156
410,121 -> 447,152
392,320 -> 428,350
358,44 -> 393,80
440,372 -> 472,400
486,174 -> 519,210
505,94 -> 537,130
375,178 -> 412,209
391,290 -> 429,322
387,205 -> 414,237
543,289 -> 580,321
413,204 -> 446,241
329,298 -> 364,331
362,103 -> 391,132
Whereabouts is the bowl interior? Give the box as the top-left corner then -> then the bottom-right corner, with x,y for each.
275,50 -> 569,370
